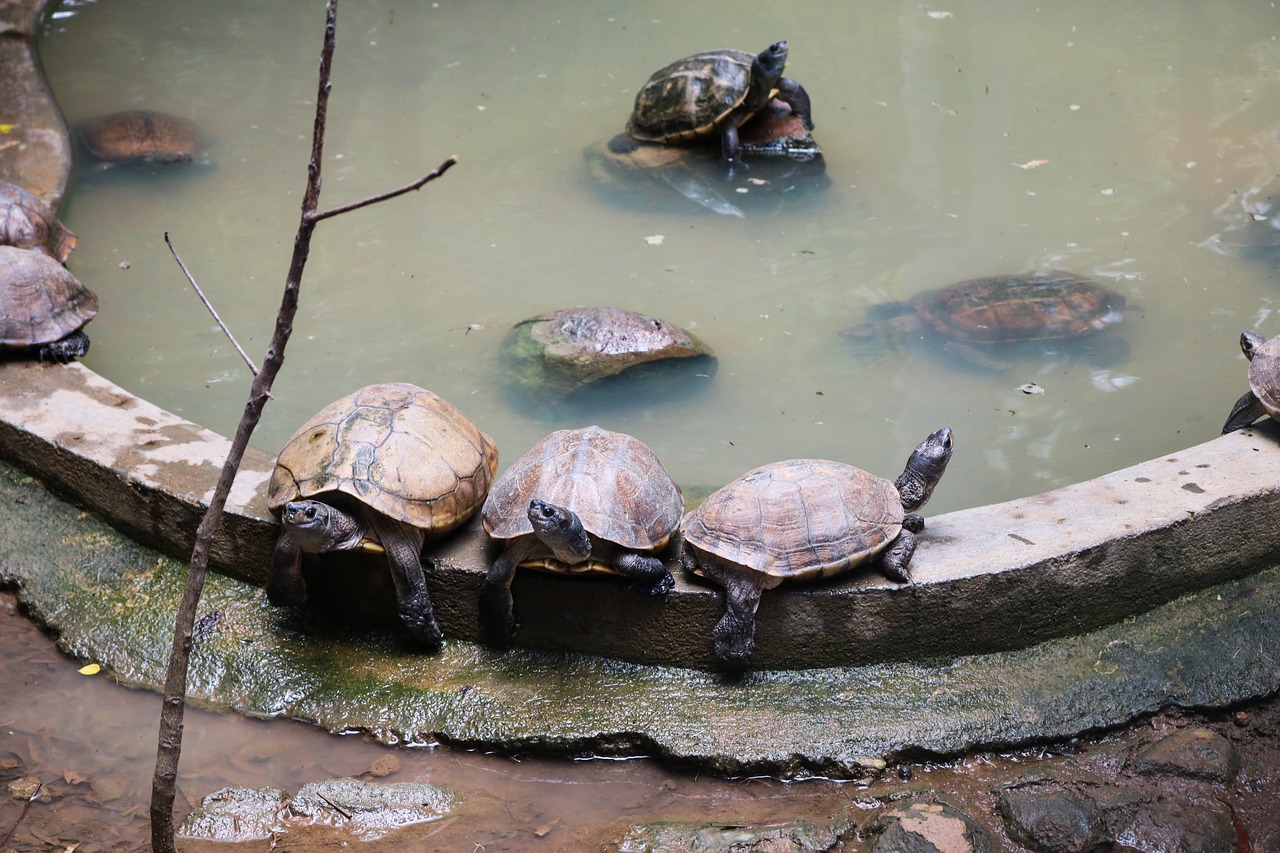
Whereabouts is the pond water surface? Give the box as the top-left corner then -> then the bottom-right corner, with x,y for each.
36,0 -> 1280,514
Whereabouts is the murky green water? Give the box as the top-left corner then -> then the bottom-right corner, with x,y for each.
38,0 -> 1280,515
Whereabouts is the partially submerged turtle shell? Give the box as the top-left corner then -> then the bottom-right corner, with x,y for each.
681,458 -> 903,582
0,180 -> 77,262
79,110 -> 201,164
1248,335 -> 1280,419
268,383 -> 499,537
627,49 -> 759,143
0,246 -> 98,350
482,425 -> 683,557
911,270 -> 1126,345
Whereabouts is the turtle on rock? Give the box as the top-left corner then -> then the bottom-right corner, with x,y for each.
479,426 -> 683,645
1223,331 -> 1280,433
0,180 -> 77,261
0,245 -> 97,362
267,383 -> 498,650
627,41 -> 813,176
680,427 -> 954,669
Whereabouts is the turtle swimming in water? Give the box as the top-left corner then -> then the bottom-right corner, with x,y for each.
680,427 -> 954,669
78,110 -> 201,164
843,270 -> 1128,370
627,41 -> 813,176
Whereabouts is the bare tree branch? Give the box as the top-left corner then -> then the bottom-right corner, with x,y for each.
165,232 -> 260,376
308,155 -> 458,223
148,1 -> 455,848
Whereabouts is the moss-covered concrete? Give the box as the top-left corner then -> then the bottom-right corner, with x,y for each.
3,459 -> 1278,775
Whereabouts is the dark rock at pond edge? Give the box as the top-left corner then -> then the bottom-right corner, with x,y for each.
1127,726 -> 1240,784
868,798 -> 999,853
499,305 -> 715,403
997,784 -> 1109,853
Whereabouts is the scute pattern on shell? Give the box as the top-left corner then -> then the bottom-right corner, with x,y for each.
482,425 -> 682,551
1249,337 -> 1280,419
79,110 -> 201,164
0,246 -> 97,349
910,271 -> 1126,345
0,180 -> 77,262
681,458 -> 903,580
268,383 -> 498,536
627,50 -> 755,143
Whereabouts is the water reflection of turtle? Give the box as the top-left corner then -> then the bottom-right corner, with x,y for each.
78,110 -> 202,164
1223,331 -> 1280,433
0,245 -> 97,362
479,426 -> 682,646
680,428 -> 954,669
0,180 -> 77,261
627,41 -> 813,176
842,270 -> 1128,370
266,383 -> 499,650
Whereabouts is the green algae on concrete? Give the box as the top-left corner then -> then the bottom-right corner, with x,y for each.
3,458 -> 1280,776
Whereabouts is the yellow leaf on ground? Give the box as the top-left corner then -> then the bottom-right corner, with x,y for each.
77,663 -> 101,676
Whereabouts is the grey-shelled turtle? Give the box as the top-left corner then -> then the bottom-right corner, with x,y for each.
79,110 -> 201,164
479,425 -> 683,644
0,180 -> 77,261
627,41 -> 813,175
843,271 -> 1127,370
0,245 -> 97,362
680,427 -> 954,669
1223,331 -> 1280,433
267,383 -> 499,650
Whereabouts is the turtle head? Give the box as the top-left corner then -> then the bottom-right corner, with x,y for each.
1241,331 -> 1267,361
754,41 -> 790,83
894,427 -> 954,513
280,499 -> 364,553
527,499 -> 592,564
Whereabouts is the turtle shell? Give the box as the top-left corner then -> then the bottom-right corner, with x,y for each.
1247,335 -> 1280,419
910,270 -> 1126,345
79,110 -> 201,164
268,383 -> 499,537
0,246 -> 98,350
681,458 -> 902,582
482,425 -> 683,559
0,180 -> 77,262
627,49 -> 758,143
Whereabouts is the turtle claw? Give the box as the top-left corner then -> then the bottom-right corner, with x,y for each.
478,582 -> 518,646
398,589 -> 443,652
646,570 -> 675,596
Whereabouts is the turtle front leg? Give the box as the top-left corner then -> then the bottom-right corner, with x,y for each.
613,552 -> 674,596
711,572 -> 767,670
480,540 -> 536,646
880,529 -> 917,583
719,122 -> 744,177
1223,390 -> 1267,434
369,514 -> 442,651
266,530 -> 308,606
774,77 -> 814,130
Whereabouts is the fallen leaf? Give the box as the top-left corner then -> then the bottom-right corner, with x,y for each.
534,817 -> 560,837
77,663 -> 101,676
0,124 -> 13,133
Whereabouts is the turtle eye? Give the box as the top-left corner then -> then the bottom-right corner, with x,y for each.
304,506 -> 317,521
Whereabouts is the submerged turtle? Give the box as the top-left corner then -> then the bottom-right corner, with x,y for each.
0,245 -> 97,362
1223,331 -> 1280,433
479,426 -> 683,645
78,110 -> 201,164
680,427 -> 954,669
627,41 -> 813,176
0,180 -> 77,262
843,270 -> 1127,369
267,383 -> 499,649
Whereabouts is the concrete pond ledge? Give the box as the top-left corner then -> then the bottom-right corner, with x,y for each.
2,358 -> 1279,671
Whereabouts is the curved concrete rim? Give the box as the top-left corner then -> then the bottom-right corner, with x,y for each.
1,0 -> 1279,672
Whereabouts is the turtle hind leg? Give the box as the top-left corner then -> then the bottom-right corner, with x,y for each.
711,572 -> 767,670
1223,390 -> 1267,434
38,330 -> 90,363
880,529 -> 917,583
613,552 -> 674,596
369,513 -> 442,651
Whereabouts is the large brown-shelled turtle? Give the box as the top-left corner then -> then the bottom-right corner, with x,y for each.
627,41 -> 813,176
0,180 -> 77,262
1223,331 -> 1280,433
479,425 -> 682,644
680,427 -> 954,669
0,245 -> 97,362
78,110 -> 201,164
844,270 -> 1126,369
267,383 -> 499,650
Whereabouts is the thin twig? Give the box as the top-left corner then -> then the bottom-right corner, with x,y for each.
164,232 -> 260,375
307,156 -> 458,222
318,793 -> 353,820
0,782 -> 42,848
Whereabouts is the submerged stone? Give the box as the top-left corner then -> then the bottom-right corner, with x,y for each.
289,778 -> 456,841
996,784 -> 1107,853
617,812 -> 853,853
1127,727 -> 1240,784
179,786 -> 288,842
869,799 -> 998,853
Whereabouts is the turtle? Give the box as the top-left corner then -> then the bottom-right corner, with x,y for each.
478,425 -> 683,645
626,41 -> 814,176
267,383 -> 499,650
1222,331 -> 1280,433
78,110 -> 201,164
0,245 -> 98,362
679,427 -> 954,669
0,180 -> 77,262
842,270 -> 1127,370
